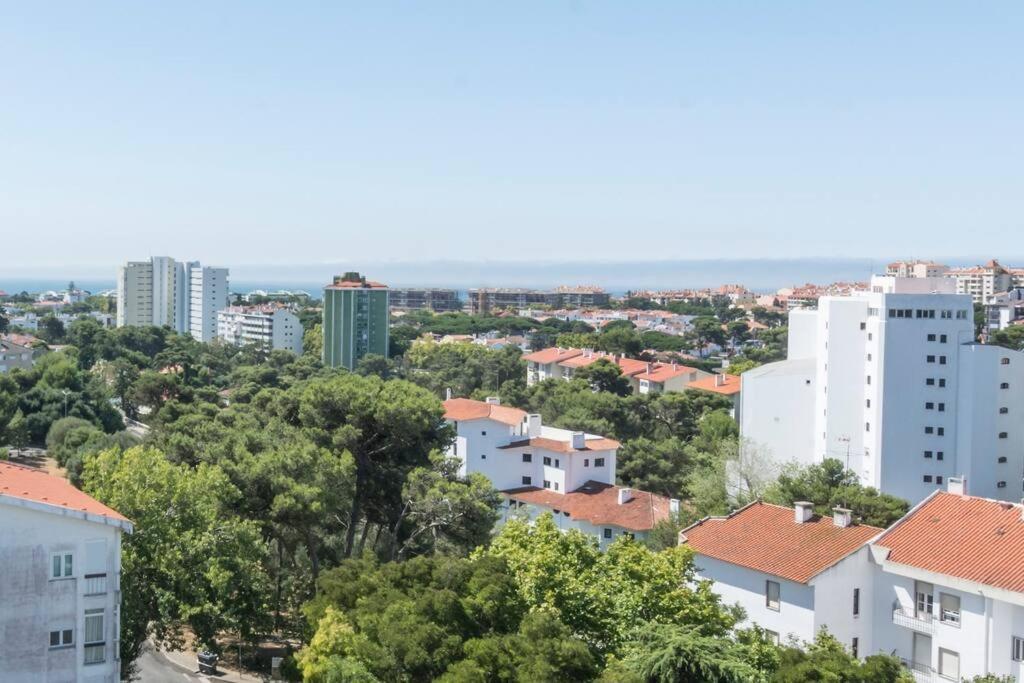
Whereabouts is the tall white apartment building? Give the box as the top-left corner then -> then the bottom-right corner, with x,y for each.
443,396 -> 675,548
217,305 -> 303,354
117,257 -> 229,341
0,461 -> 132,682
741,275 -> 1024,504
949,259 -> 1014,304
187,263 -> 229,343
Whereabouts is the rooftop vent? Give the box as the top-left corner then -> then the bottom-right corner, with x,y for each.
485,396 -> 501,405
947,477 -> 966,496
832,507 -> 852,528
571,432 -> 586,450
618,488 -> 633,505
794,501 -> 814,524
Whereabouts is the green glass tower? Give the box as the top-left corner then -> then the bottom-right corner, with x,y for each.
322,272 -> 390,370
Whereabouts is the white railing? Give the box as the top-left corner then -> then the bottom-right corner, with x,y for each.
83,573 -> 107,596
892,605 -> 935,634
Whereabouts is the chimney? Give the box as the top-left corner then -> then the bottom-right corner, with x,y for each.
445,388 -> 453,401
947,477 -> 966,496
485,396 -> 501,405
832,507 -> 852,528
527,414 -> 542,438
618,488 -> 633,505
794,501 -> 814,524
715,374 -> 725,387
669,498 -> 680,515
571,431 -> 586,449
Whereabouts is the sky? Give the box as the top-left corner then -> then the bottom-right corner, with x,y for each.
1,1 -> 1022,274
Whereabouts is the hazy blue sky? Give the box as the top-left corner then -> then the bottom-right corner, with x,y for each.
1,1 -> 1022,272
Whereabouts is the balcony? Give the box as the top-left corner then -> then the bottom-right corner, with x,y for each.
900,658 -> 935,683
83,573 -> 108,596
892,606 -> 935,634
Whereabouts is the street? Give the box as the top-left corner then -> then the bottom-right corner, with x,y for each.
134,643 -> 211,682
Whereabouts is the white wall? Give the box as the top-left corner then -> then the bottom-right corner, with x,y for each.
740,358 -> 817,468
809,547 -> 874,656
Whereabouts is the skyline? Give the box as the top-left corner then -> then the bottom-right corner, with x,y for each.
2,2 -> 1023,267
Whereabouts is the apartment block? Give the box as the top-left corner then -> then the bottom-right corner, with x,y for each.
443,396 -> 675,548
465,286 -> 609,315
187,263 -> 229,343
949,259 -> 1014,304
0,462 -> 132,682
389,288 -> 461,312
116,256 -> 229,341
217,305 -> 303,354
741,275 -> 1024,504
322,272 -> 389,370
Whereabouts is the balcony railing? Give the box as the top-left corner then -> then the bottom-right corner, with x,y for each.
892,605 -> 935,633
900,658 -> 935,683
83,573 -> 107,596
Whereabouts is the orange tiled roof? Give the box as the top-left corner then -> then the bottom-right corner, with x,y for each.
498,436 -> 620,453
503,480 -> 671,532
680,502 -> 880,584
0,462 -> 131,525
636,363 -> 699,382
686,373 -> 741,396
325,278 -> 388,289
442,398 -> 527,426
522,347 -> 584,365
873,492 -> 1024,593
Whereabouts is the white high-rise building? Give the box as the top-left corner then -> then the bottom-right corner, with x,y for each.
117,257 -> 228,341
217,305 -> 303,354
741,275 -> 1024,504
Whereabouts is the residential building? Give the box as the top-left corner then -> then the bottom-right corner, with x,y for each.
116,256 -> 228,340
389,288 -> 461,312
465,286 -> 609,315
949,259 -> 1014,304
680,501 -> 880,648
741,274 -> 1024,504
522,346 -> 711,394
985,288 -> 1024,332
636,362 -> 706,394
442,396 -> 674,548
217,305 -> 303,354
322,272 -> 389,370
187,263 -> 229,343
0,339 -> 34,373
886,260 -> 950,279
685,373 -> 742,420
0,461 -> 132,681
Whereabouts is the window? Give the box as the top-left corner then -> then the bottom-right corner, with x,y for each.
939,378 -> 946,387
940,334 -> 947,343
957,310 -> 968,319
1002,357 -> 1011,365
926,378 -> 935,386
603,528 -> 612,539
554,482 -> 559,491
1013,636 -> 1024,662
927,334 -> 936,341
865,422 -> 870,432
522,453 -> 532,463
51,552 -> 73,579
860,322 -> 866,330
927,355 -> 936,363
584,459 -> 589,467
938,427 -> 945,436
937,451 -> 944,460
938,648 -> 959,679
866,375 -> 871,385
480,453 -> 486,460
1000,432 -> 1009,439
48,629 -> 73,649
1000,407 -> 1009,414
1002,382 -> 1010,389
851,637 -> 859,659
941,310 -> 952,319
923,475 -> 933,483
521,476 -> 532,486
999,456 -> 1008,463
865,399 -> 871,408
594,458 -> 605,467
940,356 -> 947,365
939,593 -> 960,626
84,609 -> 105,665
765,630 -> 780,645
926,402 -> 934,410
868,333 -> 873,341
543,456 -> 552,466
924,450 -> 933,459
998,481 -> 1008,488
936,476 -> 943,485
938,403 -> 945,412
481,431 -> 486,436
853,588 -> 860,616
766,581 -> 781,610
555,459 -> 560,468
543,480 -> 551,489
925,427 -> 934,435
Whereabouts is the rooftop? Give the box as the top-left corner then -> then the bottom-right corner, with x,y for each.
522,347 -> 584,365
325,272 -> 388,290
873,491 -> 1024,593
680,501 -> 880,584
503,480 -> 671,532
636,362 -> 699,382
0,461 -> 131,527
686,373 -> 741,396
442,397 -> 527,427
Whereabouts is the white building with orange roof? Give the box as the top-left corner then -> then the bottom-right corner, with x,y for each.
686,373 -> 742,420
521,347 -> 584,384
948,259 -> 1014,304
0,461 -> 132,681
637,362 -> 709,394
442,396 -> 676,548
680,501 -> 880,651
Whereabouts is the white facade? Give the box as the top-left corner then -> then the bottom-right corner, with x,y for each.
741,275 -> 1024,504
217,306 -> 303,354
117,257 -> 228,338
0,340 -> 34,373
0,472 -> 131,682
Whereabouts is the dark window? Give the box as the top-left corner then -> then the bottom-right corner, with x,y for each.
940,356 -> 947,365
925,426 -> 934,434
940,334 -> 947,343
998,481 -> 1008,488
481,454 -> 486,460
936,476 -> 943,485
1002,382 -> 1010,389
938,403 -> 945,412
1002,358 -> 1011,365
998,456 -> 1008,463
543,480 -> 551,489
522,453 -> 532,463
860,322 -> 866,330
927,334 -> 936,342
866,399 -> 871,408
543,456 -> 552,466
521,476 -> 532,486
926,378 -> 935,386
555,459 -> 560,468
937,452 -> 944,460
853,588 -> 860,616
999,432 -> 1009,439
481,431 -> 487,436
939,378 -> 947,387
924,451 -> 933,458
923,475 -> 933,483
1000,407 -> 1009,414
938,427 -> 945,436
594,458 -> 605,467
865,422 -> 870,432
603,528 -> 612,539
926,402 -> 935,410
852,637 -> 859,659
927,355 -> 936,363
584,459 -> 589,467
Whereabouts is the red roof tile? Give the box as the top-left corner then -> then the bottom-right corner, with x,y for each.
636,363 -> 700,382
680,502 -> 881,583
522,347 -> 584,365
873,492 -> 1024,593
686,374 -> 741,396
503,480 -> 671,532
498,436 -> 621,453
0,462 -> 130,525
443,398 -> 527,427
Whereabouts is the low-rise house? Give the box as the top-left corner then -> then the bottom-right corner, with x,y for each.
522,347 -> 585,384
686,373 -> 742,419
984,288 -> 1024,332
0,339 -> 35,373
0,462 -> 132,681
680,501 -> 880,649
637,362 -> 707,394
442,396 -> 674,548
524,346 -> 712,395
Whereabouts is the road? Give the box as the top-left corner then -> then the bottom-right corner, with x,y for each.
134,643 -> 211,682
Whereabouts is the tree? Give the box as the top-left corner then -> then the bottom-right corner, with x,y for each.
770,630 -> 911,682
304,322 -> 324,358
763,458 -> 909,528
574,358 -> 633,397
37,315 -> 66,344
82,446 -> 271,675
686,438 -> 776,517
354,353 -> 396,380
691,317 -> 726,355
618,623 -> 764,683
0,311 -> 8,334
129,370 -> 179,417
990,325 -> 1024,351
7,409 -> 29,449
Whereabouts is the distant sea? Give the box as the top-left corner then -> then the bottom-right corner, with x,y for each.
1,256 -> 1008,300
